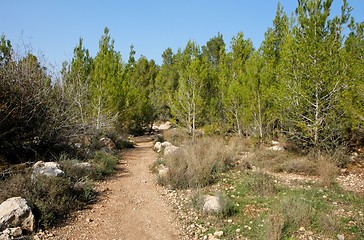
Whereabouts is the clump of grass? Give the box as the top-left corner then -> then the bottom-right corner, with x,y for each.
161,136 -> 240,189
251,149 -> 290,170
91,151 -> 119,180
191,190 -> 238,218
264,195 -> 313,239
243,172 -> 278,197
0,172 -> 96,229
163,128 -> 190,146
274,157 -> 317,175
316,156 -> 339,187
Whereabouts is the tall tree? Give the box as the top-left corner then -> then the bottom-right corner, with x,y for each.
153,47 -> 178,120
91,27 -> 123,129
61,38 -> 93,125
171,41 -> 207,137
201,33 -> 226,127
219,32 -> 254,137
250,3 -> 289,140
278,0 -> 351,149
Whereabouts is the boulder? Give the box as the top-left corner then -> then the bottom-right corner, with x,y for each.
153,142 -> 162,153
0,227 -> 22,239
32,161 -> 64,179
203,195 -> 221,213
164,145 -> 179,156
161,141 -> 173,148
0,197 -> 35,232
100,137 -> 117,152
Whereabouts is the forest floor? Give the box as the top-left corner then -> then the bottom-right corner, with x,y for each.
46,135 -> 184,240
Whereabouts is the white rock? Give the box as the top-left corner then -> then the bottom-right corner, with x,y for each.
32,161 -> 64,179
161,141 -> 173,148
153,141 -> 162,152
203,195 -> 221,213
337,234 -> 345,240
164,145 -> 179,156
268,145 -> 284,151
214,231 -> 224,237
158,165 -> 169,179
0,197 -> 35,232
74,162 -> 92,169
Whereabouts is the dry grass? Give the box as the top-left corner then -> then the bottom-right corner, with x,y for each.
161,136 -> 242,189
163,128 -> 190,146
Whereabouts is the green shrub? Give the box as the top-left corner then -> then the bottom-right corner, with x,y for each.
91,151 -> 118,180
243,172 -> 278,197
264,195 -> 313,239
0,172 -> 96,229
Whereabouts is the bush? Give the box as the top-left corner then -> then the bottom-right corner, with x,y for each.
264,195 -> 313,239
163,128 -> 190,146
91,151 -> 119,180
0,172 -> 96,229
275,157 -> 317,175
243,172 -> 278,197
191,191 -> 238,218
160,137 -> 240,189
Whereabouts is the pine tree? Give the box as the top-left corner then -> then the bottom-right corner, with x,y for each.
278,0 -> 351,149
90,27 -> 123,129
171,41 -> 207,137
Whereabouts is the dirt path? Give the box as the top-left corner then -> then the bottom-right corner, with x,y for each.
50,136 -> 183,240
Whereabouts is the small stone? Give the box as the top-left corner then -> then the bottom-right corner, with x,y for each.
214,231 -> 224,237
85,217 -> 93,223
227,219 -> 233,223
299,226 -> 305,232
337,234 -> 345,240
235,228 -> 241,233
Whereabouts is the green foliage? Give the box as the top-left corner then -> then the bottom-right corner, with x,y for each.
278,0 -> 352,149
0,172 -> 96,229
91,151 -> 118,179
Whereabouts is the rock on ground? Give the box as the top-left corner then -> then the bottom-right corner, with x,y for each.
0,197 -> 35,232
203,195 -> 221,213
32,161 -> 64,178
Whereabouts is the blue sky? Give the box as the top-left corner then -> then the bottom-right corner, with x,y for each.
1,1 -> 364,70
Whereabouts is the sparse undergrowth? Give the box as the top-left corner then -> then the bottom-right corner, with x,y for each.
156,136 -> 246,189
153,131 -> 363,239
0,150 -> 119,229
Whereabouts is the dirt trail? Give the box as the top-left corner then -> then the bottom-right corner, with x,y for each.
51,136 -> 182,240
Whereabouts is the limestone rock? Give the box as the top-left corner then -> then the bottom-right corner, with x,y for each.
161,141 -> 173,148
153,142 -> 162,152
32,161 -> 64,179
164,145 -> 179,156
203,195 -> 221,213
0,197 -> 35,232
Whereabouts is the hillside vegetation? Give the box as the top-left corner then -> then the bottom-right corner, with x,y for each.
0,0 -> 364,236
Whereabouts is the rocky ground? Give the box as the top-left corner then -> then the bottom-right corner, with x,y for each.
42,136 -> 183,240
35,136 -> 364,240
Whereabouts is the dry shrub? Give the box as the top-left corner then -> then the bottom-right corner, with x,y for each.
163,136 -> 240,189
251,149 -> 290,170
264,196 -> 312,238
163,128 -> 190,146
275,157 -> 317,175
316,156 -> 339,187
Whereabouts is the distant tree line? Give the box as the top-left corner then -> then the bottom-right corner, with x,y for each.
1,0 -> 364,164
